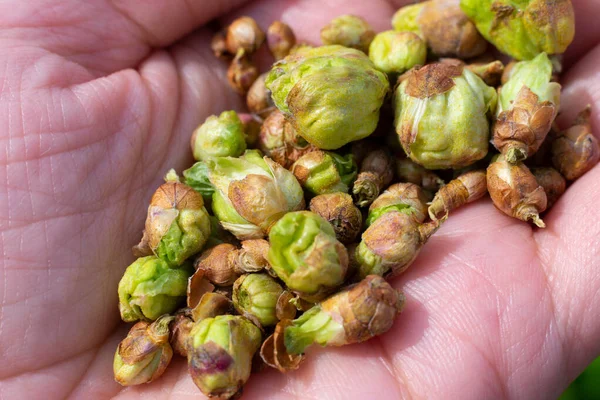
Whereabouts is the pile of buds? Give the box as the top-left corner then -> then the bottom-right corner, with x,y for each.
113,1 -> 599,398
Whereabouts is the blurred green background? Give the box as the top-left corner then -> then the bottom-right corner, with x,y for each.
560,357 -> 600,400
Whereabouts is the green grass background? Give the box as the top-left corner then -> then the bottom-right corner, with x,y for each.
560,357 -> 600,400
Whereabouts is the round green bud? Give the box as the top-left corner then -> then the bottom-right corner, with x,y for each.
267,211 -> 349,301
233,273 -> 285,327
369,31 -> 427,75
187,315 -> 262,399
394,62 -> 497,169
191,111 -> 247,162
391,2 -> 426,35
118,256 -> 193,322
266,45 -> 389,150
291,151 -> 357,195
320,15 -> 375,54
460,0 -> 575,60
498,53 -> 561,113
208,150 -> 305,240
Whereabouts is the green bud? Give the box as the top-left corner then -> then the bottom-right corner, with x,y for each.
369,31 -> 426,75
394,62 -> 497,169
460,0 -> 575,60
267,211 -> 349,301
320,15 -> 375,54
208,150 -> 305,240
183,162 -> 215,205
118,256 -> 193,322
233,273 -> 285,327
138,182 -> 211,267
187,315 -> 262,399
392,3 -> 426,35
266,45 -> 389,150
367,183 -> 430,226
113,315 -> 174,386
498,53 -> 561,113
191,111 -> 247,162
291,150 -> 357,195
356,212 -> 441,279
282,275 -> 405,355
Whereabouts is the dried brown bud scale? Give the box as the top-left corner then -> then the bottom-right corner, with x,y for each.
170,310 -> 194,357
309,193 -> 363,244
191,292 -> 233,322
233,239 -> 271,274
487,156 -> 547,227
467,60 -> 504,87
428,170 -> 487,221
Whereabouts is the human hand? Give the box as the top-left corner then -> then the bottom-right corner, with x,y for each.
1,1 -> 599,398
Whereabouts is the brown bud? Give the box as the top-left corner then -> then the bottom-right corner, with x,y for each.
358,212 -> 441,279
350,139 -> 380,165
232,239 -> 271,274
260,319 -> 304,373
211,30 -> 231,61
419,0 -> 487,59
226,16 -> 265,55
428,170 -> 487,220
227,50 -> 259,95
467,60 -> 504,87
191,292 -> 233,322
170,310 -> 194,357
309,193 -> 363,244
353,149 -> 395,207
321,275 -> 405,344
395,158 -> 445,192
258,110 -> 316,168
194,243 -> 239,286
114,316 -> 174,386
552,106 -> 600,180
494,86 -> 558,164
267,21 -> 296,61
370,183 -> 431,224
487,156 -> 547,227
532,167 -> 566,209
246,73 -> 275,117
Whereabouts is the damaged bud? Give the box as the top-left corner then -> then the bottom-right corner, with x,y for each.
552,106 -> 600,180
428,170 -> 487,220
487,155 -> 547,227
309,193 -> 363,245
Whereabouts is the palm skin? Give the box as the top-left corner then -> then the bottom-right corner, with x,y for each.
0,0 -> 599,398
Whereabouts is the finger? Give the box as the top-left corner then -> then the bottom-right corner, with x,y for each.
564,0 -> 600,69
0,0 -> 249,76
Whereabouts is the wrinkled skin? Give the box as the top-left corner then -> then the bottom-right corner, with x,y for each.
1,1 -> 599,399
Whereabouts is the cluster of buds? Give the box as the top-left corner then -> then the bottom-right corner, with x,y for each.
112,3 -> 599,398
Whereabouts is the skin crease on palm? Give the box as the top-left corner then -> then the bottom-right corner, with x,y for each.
0,0 -> 599,398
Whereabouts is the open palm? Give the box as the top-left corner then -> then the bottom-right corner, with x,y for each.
1,0 -> 599,398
